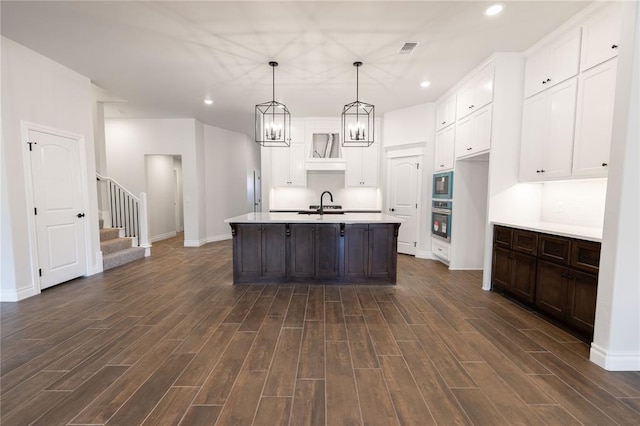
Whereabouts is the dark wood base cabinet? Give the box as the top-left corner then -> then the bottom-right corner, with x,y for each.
230,222 -> 399,285
492,225 -> 600,340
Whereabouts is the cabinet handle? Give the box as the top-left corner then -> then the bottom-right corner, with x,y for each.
611,44 -> 618,49
440,164 -> 445,167
602,162 -> 608,167
466,147 -> 472,151
441,121 -> 446,125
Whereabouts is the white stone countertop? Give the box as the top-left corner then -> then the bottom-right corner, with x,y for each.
225,212 -> 403,224
492,221 -> 602,242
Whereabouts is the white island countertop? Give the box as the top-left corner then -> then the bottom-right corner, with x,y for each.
225,212 -> 402,224
492,221 -> 602,242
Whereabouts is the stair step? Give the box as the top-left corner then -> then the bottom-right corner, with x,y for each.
100,228 -> 120,242
103,247 -> 145,271
101,237 -> 133,255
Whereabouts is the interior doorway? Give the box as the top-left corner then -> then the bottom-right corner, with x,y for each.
144,154 -> 184,242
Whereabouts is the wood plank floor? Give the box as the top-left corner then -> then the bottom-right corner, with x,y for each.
2,234 -> 640,425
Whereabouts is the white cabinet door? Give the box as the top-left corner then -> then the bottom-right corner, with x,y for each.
435,126 -> 455,171
573,58 -> 617,178
361,144 -> 379,186
518,78 -> 576,182
455,105 -> 492,159
436,95 -> 456,131
272,147 -> 291,187
519,93 -> 547,182
524,28 -> 581,98
456,63 -> 494,120
288,144 -> 307,186
543,79 -> 577,180
345,145 -> 378,187
581,3 -> 621,72
272,144 -> 306,187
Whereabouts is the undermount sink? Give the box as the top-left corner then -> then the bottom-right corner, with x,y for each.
297,210 -> 345,215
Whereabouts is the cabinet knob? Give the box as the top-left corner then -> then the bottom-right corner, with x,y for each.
546,78 -> 551,83
390,208 -> 396,212
602,162 -> 608,167
540,169 -> 546,173
536,170 -> 541,173
466,147 -> 472,151
442,121 -> 446,125
611,44 -> 618,49
542,80 -> 546,85
468,105 -> 474,109
440,164 -> 445,167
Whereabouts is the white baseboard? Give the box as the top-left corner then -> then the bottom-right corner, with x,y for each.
590,343 -> 640,371
415,250 -> 434,260
184,238 -> 206,247
448,267 -> 484,271
207,233 -> 232,243
91,251 -> 104,275
150,231 -> 177,243
1,286 -> 37,302
141,244 -> 152,257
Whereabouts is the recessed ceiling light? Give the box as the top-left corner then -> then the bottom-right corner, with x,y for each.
485,4 -> 504,16
204,99 -> 214,105
420,81 -> 431,88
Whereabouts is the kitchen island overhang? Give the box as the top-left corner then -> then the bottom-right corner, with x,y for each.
225,213 -> 402,285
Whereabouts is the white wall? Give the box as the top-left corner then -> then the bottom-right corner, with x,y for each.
383,103 -> 432,147
145,155 -> 177,241
173,156 -> 184,231
540,180 -> 607,228
1,37 -> 100,301
204,124 -> 260,241
105,118 -> 205,245
591,0 -> 640,371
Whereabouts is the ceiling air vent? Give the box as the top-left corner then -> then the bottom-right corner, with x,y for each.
399,42 -> 419,55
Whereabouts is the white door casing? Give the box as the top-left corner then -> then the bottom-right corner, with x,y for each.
23,124 -> 89,291
388,156 -> 420,255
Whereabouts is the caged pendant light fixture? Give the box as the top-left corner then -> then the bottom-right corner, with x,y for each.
342,61 -> 374,147
255,61 -> 291,147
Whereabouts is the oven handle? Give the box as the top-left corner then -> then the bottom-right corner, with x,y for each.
432,208 -> 451,215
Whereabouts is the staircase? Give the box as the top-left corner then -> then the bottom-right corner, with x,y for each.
97,173 -> 151,272
100,222 -> 146,270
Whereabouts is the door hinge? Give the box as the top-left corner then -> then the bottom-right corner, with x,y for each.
27,141 -> 37,151
39,268 -> 42,277
415,203 -> 418,208
416,163 -> 420,169
34,207 -> 37,215
414,242 -> 417,247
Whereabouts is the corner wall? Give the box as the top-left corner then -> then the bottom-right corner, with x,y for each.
1,36 -> 100,301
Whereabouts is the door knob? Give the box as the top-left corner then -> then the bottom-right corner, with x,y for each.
77,213 -> 85,218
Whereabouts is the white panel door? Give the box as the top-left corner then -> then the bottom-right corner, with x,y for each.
435,126 -> 455,171
271,147 -> 290,187
361,144 -> 379,187
344,147 -> 364,187
580,3 -> 621,71
542,78 -> 577,180
288,144 -> 307,187
388,157 -> 419,255
519,93 -> 547,182
29,129 -> 87,289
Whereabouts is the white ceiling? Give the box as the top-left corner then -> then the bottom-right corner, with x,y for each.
1,1 -> 591,136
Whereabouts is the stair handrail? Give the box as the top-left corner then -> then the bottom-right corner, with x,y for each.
96,173 -> 139,202
96,172 -> 151,255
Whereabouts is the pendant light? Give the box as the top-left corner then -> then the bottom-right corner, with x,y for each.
255,61 -> 291,147
342,61 -> 374,147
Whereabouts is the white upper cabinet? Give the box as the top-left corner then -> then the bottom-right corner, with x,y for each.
345,143 -> 379,187
580,3 -> 621,72
519,78 -> 577,182
436,95 -> 457,131
456,63 -> 495,120
434,125 -> 455,171
272,144 -> 306,187
455,105 -> 492,159
572,58 -> 618,178
524,28 -> 581,98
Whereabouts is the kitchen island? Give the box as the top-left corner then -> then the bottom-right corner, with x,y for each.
225,213 -> 402,284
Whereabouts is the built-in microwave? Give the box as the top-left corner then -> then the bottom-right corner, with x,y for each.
433,171 -> 453,199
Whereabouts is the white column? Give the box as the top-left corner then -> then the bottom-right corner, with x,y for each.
590,1 -> 640,371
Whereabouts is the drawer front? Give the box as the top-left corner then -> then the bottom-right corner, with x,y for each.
538,234 -> 571,265
493,226 -> 513,249
512,229 -> 538,255
432,240 -> 450,261
570,240 -> 601,274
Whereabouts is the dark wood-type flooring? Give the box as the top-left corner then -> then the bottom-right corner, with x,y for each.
2,235 -> 640,425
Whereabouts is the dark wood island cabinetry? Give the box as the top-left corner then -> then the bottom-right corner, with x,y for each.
227,213 -> 401,285
492,224 -> 601,340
